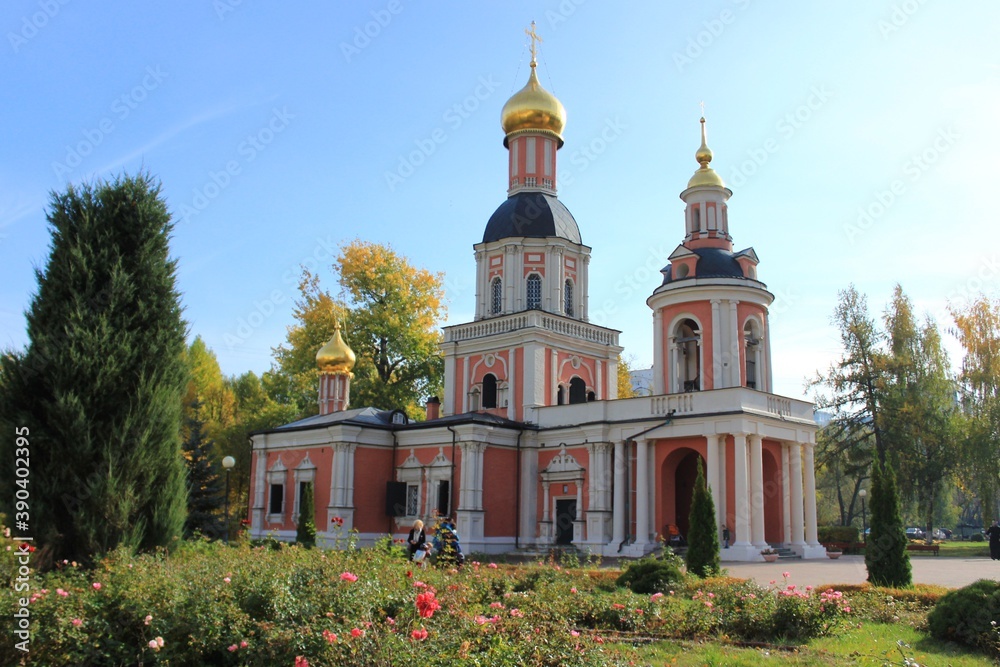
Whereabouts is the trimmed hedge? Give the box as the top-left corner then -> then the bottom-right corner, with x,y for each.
927,579 -> 1000,658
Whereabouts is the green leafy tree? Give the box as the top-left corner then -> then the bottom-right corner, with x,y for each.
0,174 -> 188,564
951,296 -> 1000,524
270,240 -> 446,419
296,482 -> 316,548
182,402 -> 225,539
865,458 -> 912,587
685,458 -> 720,578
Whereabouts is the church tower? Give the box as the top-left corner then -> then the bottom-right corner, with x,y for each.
647,118 -> 773,396
316,322 -> 355,415
441,25 -> 622,419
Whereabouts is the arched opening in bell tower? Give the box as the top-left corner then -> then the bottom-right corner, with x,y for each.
568,377 -> 586,404
743,318 -> 762,390
673,319 -> 701,392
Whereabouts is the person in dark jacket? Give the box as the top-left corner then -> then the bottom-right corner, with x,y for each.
407,519 -> 426,561
987,519 -> 1000,561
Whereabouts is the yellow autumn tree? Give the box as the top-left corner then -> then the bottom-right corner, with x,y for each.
617,353 -> 638,399
268,240 -> 445,419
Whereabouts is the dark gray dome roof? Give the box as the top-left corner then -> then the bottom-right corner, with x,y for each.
483,191 -> 581,244
661,247 -> 757,285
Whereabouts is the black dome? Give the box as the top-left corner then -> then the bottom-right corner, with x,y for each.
661,247 -> 755,285
483,191 -> 581,244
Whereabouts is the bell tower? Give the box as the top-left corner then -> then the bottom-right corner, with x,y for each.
647,118 -> 773,395
440,25 -> 622,420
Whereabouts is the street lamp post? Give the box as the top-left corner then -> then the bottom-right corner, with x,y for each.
859,488 -> 867,545
222,456 -> 236,544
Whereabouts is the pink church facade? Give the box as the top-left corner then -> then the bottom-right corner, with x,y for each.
247,47 -> 824,561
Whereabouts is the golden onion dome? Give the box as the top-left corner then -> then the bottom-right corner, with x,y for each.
687,117 -> 726,189
501,61 -> 566,147
316,323 -> 356,374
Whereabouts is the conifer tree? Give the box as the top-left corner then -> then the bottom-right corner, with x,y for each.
296,482 -> 317,548
865,458 -> 912,587
0,174 -> 188,564
182,402 -> 225,539
685,458 -> 720,578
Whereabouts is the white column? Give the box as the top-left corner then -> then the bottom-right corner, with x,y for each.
789,441 -> 805,545
551,349 -> 559,403
653,310 -> 664,394
763,312 -> 773,392
475,251 -> 485,319
612,440 -> 626,543
718,435 -> 727,535
507,347 -> 517,420
596,359 -> 603,400
634,438 -> 650,546
443,353 -> 456,416
781,443 -> 791,545
514,248 -> 525,311
706,434 -> 722,537
555,248 -> 565,313
504,245 -> 515,314
733,433 -> 751,547
749,434 -> 766,548
803,442 -> 819,545
729,300 -> 741,387
542,482 -> 551,521
710,299 -> 721,390
462,356 -> 470,413
581,254 -> 590,321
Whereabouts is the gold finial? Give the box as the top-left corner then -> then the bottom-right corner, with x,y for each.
696,116 -> 713,167
525,20 -> 542,66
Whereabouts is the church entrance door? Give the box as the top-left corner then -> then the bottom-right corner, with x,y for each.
555,499 -> 576,545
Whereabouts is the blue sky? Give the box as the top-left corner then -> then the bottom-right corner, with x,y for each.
2,1 -> 997,402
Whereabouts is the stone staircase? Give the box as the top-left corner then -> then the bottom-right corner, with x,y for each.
772,545 -> 801,560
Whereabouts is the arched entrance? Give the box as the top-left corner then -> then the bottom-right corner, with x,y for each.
660,447 -> 704,541
762,448 -> 783,544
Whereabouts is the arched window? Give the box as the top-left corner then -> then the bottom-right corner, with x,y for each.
569,377 -> 587,404
526,274 -> 542,309
556,385 -> 565,405
674,319 -> 701,392
744,319 -> 762,390
491,277 -> 502,315
564,279 -> 574,316
586,391 -> 596,402
482,373 -> 498,409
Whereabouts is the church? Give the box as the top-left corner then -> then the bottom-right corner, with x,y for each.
247,34 -> 824,562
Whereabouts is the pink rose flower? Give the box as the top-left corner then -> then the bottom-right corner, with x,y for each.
339,572 -> 358,582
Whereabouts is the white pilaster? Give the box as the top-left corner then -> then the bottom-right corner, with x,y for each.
612,440 -> 626,544
581,254 -> 590,321
749,434 -> 766,548
729,300 -> 741,387
803,442 -> 819,545
710,299 -> 721,390
653,310 -> 664,394
634,438 -> 650,546
781,443 -> 791,546
718,434 -> 727,536
706,434 -> 722,539
507,347 -> 517,420
789,441 -> 805,546
732,433 -> 751,547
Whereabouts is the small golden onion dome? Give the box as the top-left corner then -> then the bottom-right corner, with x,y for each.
501,62 -> 566,147
316,323 -> 356,374
687,117 -> 725,189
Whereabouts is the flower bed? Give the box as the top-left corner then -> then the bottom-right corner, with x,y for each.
0,539 -> 860,666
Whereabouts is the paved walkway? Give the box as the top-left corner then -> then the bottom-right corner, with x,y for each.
723,554 -> 1000,589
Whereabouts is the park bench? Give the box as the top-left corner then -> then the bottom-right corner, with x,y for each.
906,543 -> 940,555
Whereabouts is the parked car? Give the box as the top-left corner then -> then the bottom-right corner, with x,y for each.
905,527 -> 924,540
932,528 -> 951,540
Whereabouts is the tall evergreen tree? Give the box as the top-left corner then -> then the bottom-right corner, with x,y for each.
296,482 -> 316,548
865,458 -> 912,587
685,458 -> 720,578
182,402 -> 225,539
0,174 -> 188,564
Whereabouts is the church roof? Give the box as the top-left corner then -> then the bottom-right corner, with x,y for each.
661,247 -> 763,285
256,407 -> 527,436
482,191 -> 582,244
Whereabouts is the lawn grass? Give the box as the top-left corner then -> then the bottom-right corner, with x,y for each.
634,622 -> 995,666
935,542 -> 991,558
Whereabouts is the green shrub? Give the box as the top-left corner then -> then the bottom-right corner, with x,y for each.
970,533 -> 984,542
615,558 -> 684,594
818,525 -> 859,543
927,579 -> 1000,658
